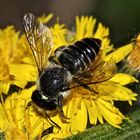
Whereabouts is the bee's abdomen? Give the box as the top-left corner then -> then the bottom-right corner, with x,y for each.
58,38 -> 101,74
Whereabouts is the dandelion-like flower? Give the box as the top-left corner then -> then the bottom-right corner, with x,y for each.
0,14 -> 138,140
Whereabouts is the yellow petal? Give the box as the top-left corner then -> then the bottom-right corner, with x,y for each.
0,82 -> 10,94
110,73 -> 139,85
71,99 -> 87,132
37,13 -> 53,24
105,43 -> 134,63
9,64 -> 37,88
50,23 -> 67,49
94,23 -> 109,39
0,103 -> 9,131
75,16 -> 97,40
93,100 -> 104,124
85,98 -> 95,125
97,81 -> 137,102
97,98 -> 125,128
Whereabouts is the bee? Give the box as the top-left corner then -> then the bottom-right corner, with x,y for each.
23,13 -> 116,135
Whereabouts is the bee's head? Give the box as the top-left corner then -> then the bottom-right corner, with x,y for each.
31,90 -> 57,111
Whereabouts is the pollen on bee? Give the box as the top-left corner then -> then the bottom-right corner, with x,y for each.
127,34 -> 140,72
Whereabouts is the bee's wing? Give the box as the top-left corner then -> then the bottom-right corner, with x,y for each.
23,13 -> 53,74
79,55 -> 117,84
65,55 -> 117,90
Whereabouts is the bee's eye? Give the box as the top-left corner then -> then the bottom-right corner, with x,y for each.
31,90 -> 57,110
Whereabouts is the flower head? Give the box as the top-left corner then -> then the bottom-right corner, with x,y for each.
41,16 -> 138,139
0,14 -> 138,140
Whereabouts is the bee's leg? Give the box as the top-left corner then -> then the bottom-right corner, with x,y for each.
45,111 -> 61,130
81,84 -> 98,94
41,126 -> 54,138
48,56 -> 59,65
26,101 -> 32,109
40,113 -> 61,138
58,95 -> 70,120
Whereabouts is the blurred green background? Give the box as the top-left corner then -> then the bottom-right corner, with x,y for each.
0,0 -> 140,46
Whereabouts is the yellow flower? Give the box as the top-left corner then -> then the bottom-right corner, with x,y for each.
0,26 -> 37,94
43,16 -> 138,139
0,15 -> 138,140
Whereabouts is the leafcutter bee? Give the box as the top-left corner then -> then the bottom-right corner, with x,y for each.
23,13 -> 116,136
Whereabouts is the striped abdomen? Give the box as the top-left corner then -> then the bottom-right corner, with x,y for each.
58,38 -> 101,74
